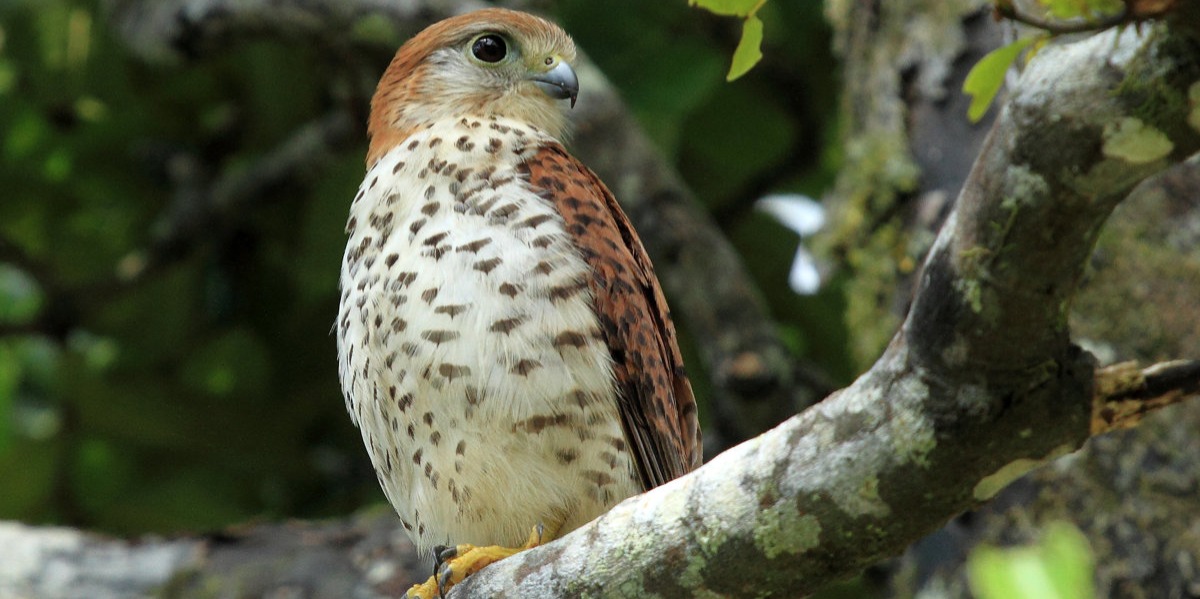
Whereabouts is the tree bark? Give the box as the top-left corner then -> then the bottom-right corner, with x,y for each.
893,157 -> 1200,599
821,3 -> 1200,597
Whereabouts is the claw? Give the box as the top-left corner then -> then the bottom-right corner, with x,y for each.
405,524 -> 558,598
432,545 -> 460,599
438,566 -> 454,598
431,545 -> 448,580
525,523 -> 544,549
437,545 -> 460,562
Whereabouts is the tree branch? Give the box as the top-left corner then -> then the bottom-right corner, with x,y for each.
1092,359 -> 1200,434
453,22 -> 1200,598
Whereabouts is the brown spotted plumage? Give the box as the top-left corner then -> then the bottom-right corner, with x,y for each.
521,143 -> 701,487
336,9 -> 700,598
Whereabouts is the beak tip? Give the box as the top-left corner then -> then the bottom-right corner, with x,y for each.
532,61 -> 580,107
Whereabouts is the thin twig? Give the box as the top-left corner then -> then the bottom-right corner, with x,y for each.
1091,359 -> 1200,434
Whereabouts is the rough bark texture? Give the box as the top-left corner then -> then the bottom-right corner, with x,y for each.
895,158 -> 1200,598
821,2 -> 1200,597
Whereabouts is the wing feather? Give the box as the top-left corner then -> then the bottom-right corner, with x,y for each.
521,144 -> 702,489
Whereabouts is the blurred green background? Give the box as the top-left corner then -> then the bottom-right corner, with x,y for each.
0,0 -> 844,535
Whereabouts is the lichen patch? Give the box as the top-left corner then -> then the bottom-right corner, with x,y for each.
1102,117 -> 1173,165
972,442 -> 1074,500
753,502 -> 821,559
890,376 -> 936,469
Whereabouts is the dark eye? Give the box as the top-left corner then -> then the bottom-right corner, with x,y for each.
471,34 -> 507,63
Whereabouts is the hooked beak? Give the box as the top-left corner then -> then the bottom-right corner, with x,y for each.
531,60 -> 579,108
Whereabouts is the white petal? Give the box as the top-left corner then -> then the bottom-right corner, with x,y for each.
755,194 -> 825,236
788,246 -> 822,295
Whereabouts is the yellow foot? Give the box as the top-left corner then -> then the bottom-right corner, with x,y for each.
405,525 -> 551,599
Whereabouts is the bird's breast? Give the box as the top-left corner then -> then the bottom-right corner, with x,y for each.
336,117 -> 639,548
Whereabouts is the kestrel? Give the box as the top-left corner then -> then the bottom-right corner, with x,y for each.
336,9 -> 702,597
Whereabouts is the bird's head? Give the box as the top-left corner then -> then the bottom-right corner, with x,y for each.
367,8 -> 579,167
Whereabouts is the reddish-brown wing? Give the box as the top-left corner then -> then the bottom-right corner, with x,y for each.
521,144 -> 702,489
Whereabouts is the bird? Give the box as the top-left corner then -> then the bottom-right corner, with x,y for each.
335,8 -> 702,597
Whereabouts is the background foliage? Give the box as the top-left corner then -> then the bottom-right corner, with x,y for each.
0,0 -> 844,535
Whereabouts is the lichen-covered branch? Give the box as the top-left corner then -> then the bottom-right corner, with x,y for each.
827,3 -> 1200,595
453,22 -> 1200,598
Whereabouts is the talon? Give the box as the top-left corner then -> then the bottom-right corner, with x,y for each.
522,523 -> 549,549
432,544 -> 457,579
431,545 -> 448,580
437,544 -> 460,562
438,566 -> 454,598
407,525 -> 559,597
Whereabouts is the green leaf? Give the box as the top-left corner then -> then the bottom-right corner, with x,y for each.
968,521 -> 1095,599
689,0 -> 762,17
726,14 -> 764,81
963,37 -> 1036,123
1042,0 -> 1089,19
1040,522 -> 1095,599
1040,0 -> 1123,19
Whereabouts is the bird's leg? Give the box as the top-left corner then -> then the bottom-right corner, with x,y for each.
404,524 -> 558,599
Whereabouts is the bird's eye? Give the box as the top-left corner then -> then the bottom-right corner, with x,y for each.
471,34 -> 507,63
